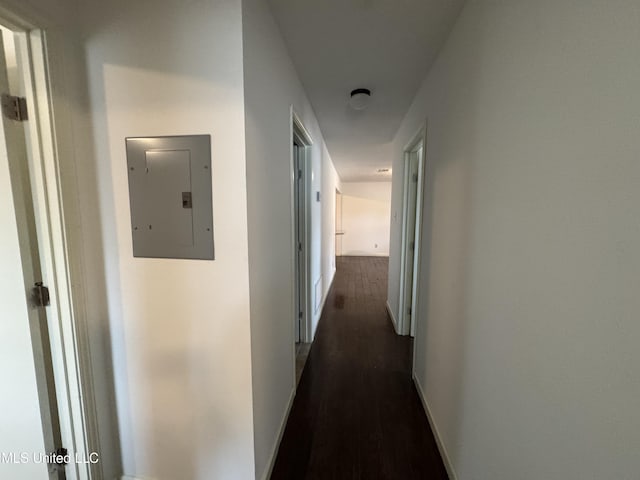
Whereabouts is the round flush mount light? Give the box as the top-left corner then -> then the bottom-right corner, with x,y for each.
349,88 -> 371,110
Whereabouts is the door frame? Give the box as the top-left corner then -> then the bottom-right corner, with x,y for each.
335,188 -> 343,258
290,108 -> 313,349
398,122 -> 427,337
0,11 -> 97,480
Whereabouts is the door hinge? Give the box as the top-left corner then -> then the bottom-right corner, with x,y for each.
33,282 -> 50,307
410,241 -> 415,251
298,242 -> 303,251
298,169 -> 303,180
1,93 -> 28,121
47,447 -> 68,473
412,173 -> 419,183
407,307 -> 412,315
298,311 -> 303,319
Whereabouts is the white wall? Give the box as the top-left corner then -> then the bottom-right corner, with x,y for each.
340,182 -> 391,256
389,1 -> 640,478
78,1 -> 256,479
321,142 -> 342,297
242,0 -> 341,478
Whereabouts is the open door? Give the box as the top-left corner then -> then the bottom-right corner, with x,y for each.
399,136 -> 425,337
292,112 -> 314,383
293,140 -> 305,344
335,189 -> 343,257
0,28 -> 65,480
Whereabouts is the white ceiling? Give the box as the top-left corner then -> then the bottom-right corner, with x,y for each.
268,0 -> 466,182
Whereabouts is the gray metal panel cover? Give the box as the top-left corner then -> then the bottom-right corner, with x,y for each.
126,135 -> 214,259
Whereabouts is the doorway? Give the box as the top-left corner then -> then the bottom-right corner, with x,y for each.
0,19 -> 94,480
0,24 -> 65,480
398,127 -> 426,337
292,112 -> 313,382
293,137 -> 306,344
335,189 -> 343,258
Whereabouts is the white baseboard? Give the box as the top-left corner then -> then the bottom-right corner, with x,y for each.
312,267 -> 337,341
260,386 -> 296,480
321,267 -> 336,313
385,300 -> 399,334
314,276 -> 323,313
122,476 -> 148,480
412,374 -> 458,480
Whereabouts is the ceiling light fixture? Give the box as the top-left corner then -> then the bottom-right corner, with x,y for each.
349,88 -> 371,110
377,168 -> 390,173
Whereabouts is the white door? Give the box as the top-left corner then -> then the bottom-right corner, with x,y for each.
402,151 -> 419,334
0,30 -> 64,480
294,142 -> 304,343
402,143 -> 424,337
335,190 -> 343,257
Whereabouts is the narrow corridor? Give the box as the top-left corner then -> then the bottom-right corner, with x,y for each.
271,257 -> 448,479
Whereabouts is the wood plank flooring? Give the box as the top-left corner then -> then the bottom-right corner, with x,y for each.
271,256 -> 449,480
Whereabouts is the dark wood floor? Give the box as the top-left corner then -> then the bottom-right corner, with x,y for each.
271,256 -> 448,480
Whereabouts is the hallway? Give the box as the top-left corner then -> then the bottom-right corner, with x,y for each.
271,257 -> 448,479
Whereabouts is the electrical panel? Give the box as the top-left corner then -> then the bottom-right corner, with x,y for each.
125,135 -> 214,260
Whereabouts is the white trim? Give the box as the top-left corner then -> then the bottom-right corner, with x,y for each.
23,30 -> 97,480
402,122 -> 428,170
313,275 -> 323,313
410,141 -> 426,338
291,108 -> 313,346
122,476 -> 152,480
385,300 -> 399,334
328,265 -> 336,291
260,386 -> 296,480
1,15 -> 96,480
289,108 -> 297,386
398,122 -> 427,337
413,374 -> 458,480
291,110 -> 313,145
0,4 -> 46,30
398,162 -> 408,332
